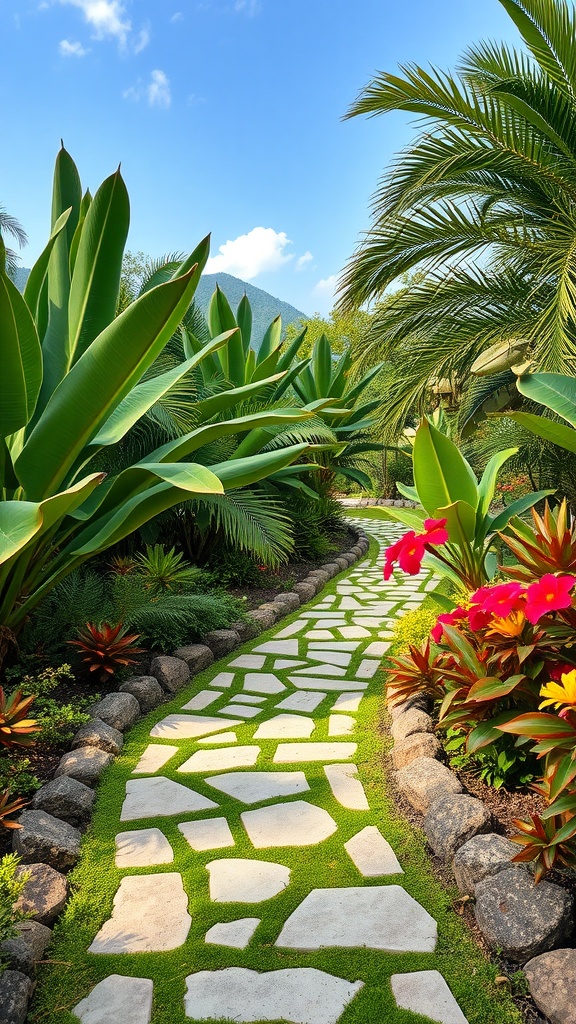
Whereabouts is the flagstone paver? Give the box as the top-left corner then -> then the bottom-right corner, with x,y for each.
184,968 -> 363,1024
72,517 -> 471,1024
207,858 -> 290,902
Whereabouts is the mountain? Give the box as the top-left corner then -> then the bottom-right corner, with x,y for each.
12,267 -> 307,349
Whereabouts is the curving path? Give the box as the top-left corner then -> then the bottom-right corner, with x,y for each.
58,520 -> 481,1024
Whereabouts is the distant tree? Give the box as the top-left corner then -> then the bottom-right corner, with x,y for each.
284,307 -> 372,356
0,205 -> 27,278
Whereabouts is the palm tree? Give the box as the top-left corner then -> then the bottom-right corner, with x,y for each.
338,0 -> 576,435
0,204 -> 27,277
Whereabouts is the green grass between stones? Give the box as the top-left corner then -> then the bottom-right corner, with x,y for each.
29,527 -> 522,1024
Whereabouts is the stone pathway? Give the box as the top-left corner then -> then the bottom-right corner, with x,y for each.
72,518 -> 471,1024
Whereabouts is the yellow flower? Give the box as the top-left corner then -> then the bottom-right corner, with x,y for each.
485,610 -> 526,638
539,669 -> 576,710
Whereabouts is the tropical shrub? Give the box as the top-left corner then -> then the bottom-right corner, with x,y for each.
0,689 -> 39,750
381,417 -> 551,589
0,147 -> 317,665
69,622 -> 144,683
0,855 -> 28,943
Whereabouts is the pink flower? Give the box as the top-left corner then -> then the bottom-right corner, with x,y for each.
482,582 -> 526,619
431,606 -> 467,643
383,518 -> 448,579
525,574 -> 576,624
467,604 -> 492,630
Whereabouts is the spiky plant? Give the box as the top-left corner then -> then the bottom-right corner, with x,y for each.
69,622 -> 144,682
0,689 -> 39,750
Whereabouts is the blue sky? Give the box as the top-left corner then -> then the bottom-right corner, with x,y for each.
1,0 -> 519,316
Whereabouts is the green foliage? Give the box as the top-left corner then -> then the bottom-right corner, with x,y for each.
391,606 -> 439,651
5,663 -> 93,746
444,727 -> 537,790
0,756 -> 40,799
201,548 -> 268,588
133,544 -> 200,594
0,854 -> 28,948
286,492 -> 345,561
284,308 -> 372,357
125,592 -> 244,650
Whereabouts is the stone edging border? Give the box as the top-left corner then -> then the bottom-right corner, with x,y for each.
0,527 -> 371,1022
388,694 -> 576,1024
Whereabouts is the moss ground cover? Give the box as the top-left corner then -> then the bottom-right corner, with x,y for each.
29,518 -> 521,1024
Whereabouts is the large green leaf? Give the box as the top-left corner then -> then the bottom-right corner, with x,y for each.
67,169 -> 129,368
508,410 -> 576,454
23,208 -> 71,327
16,265 -> 202,500
0,502 -> 43,564
257,317 -> 282,364
491,489 -> 556,532
517,373 -> 576,427
210,444 -> 310,489
236,293 -> 252,354
437,499 -> 477,546
0,271 -> 42,436
313,334 -> 333,398
477,447 -> 518,518
413,417 -> 478,514
377,506 -> 427,530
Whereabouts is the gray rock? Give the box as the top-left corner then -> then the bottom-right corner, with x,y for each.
204,629 -> 241,657
30,776 -> 94,827
350,545 -> 363,558
90,692 -> 140,732
391,708 -> 434,743
452,833 -> 518,896
150,655 -> 190,693
258,604 -> 282,623
334,557 -> 350,571
71,718 -> 124,755
246,608 -> 276,632
524,948 -> 576,1024
14,863 -> 68,926
228,620 -> 259,643
475,867 -> 574,962
391,732 -> 441,770
293,582 -> 317,602
0,970 -> 33,1024
389,696 -> 430,721
395,757 -> 462,814
172,645 -> 214,674
119,675 -> 164,712
12,810 -> 81,872
0,921 -> 52,978
307,570 -> 330,585
320,563 -> 340,577
55,747 -> 113,787
423,793 -> 492,861
272,593 -> 300,613
341,552 -> 357,565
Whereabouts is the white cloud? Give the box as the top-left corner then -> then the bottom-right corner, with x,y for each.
171,11 -> 183,21
59,0 -> 131,46
148,69 -> 171,108
234,0 -> 260,14
296,251 -> 313,271
133,23 -> 150,53
206,227 -> 294,280
314,274 -> 338,296
59,37 -> 90,55
124,69 -> 172,108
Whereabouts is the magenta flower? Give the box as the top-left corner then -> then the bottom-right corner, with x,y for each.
383,518 -> 448,580
431,606 -> 467,643
525,574 -> 576,624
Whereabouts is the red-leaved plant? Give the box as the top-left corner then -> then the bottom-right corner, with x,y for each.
69,622 -> 144,683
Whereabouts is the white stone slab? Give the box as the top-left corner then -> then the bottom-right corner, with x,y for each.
205,770 -> 310,804
254,714 -> 315,739
181,690 -> 221,711
205,917 -> 260,949
276,691 -> 326,713
229,654 -> 266,669
344,826 -> 403,876
120,777 -> 218,821
294,664 -> 346,677
274,659 -> 305,669
301,612 -> 348,620
289,677 -> 368,691
219,704 -> 261,719
209,672 -> 235,688
254,640 -> 299,655
308,651 -> 352,667
150,715 -> 240,740
363,642 -> 391,657
338,626 -> 370,638
308,642 -> 361,651
275,886 -> 437,952
207,858 -> 290,902
324,764 -> 369,810
391,971 -> 469,1024
90,873 -> 191,953
242,799 -> 337,848
355,659 -> 380,678
235,694 -> 266,704
331,693 -> 363,713
338,597 -> 363,609
115,828 -> 173,867
197,732 -> 237,745
328,715 -> 355,737
305,630 -> 335,640
243,673 -> 286,695
73,975 -> 153,1024
132,744 -> 178,775
274,743 -> 356,764
273,620 -> 307,638
179,817 -> 235,852
184,967 -> 363,1024
178,746 -> 260,773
